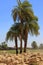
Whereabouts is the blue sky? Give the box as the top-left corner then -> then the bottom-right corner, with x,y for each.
0,0 -> 43,47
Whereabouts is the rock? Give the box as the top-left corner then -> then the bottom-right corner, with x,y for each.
30,54 -> 37,57
36,57 -> 40,62
25,60 -> 29,64
38,57 -> 43,61
0,63 -> 7,65
6,57 -> 12,64
37,56 -> 42,61
29,57 -> 37,63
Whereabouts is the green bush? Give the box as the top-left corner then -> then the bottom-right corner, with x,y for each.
31,41 -> 38,49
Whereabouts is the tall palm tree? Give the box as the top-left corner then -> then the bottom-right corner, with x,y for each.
6,23 -> 24,54
6,24 -> 19,54
23,20 -> 39,52
12,0 -> 39,53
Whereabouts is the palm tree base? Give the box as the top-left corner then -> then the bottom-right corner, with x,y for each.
24,49 -> 26,53
20,50 -> 22,54
16,50 -> 18,54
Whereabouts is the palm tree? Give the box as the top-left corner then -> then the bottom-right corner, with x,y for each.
6,23 -> 24,54
12,0 -> 39,53
23,20 -> 39,52
6,24 -> 19,54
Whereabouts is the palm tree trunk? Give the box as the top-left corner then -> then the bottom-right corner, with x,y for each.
20,36 -> 22,54
15,36 -> 18,54
24,29 -> 28,53
24,37 -> 27,53
20,23 -> 23,54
